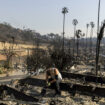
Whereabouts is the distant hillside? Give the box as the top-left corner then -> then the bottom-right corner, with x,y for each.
0,22 -> 105,48
0,22 -> 63,45
0,22 -> 64,46
0,22 -> 36,44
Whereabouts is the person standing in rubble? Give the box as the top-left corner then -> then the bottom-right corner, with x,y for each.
41,67 -> 62,96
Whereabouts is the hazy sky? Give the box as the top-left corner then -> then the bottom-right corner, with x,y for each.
0,0 -> 105,38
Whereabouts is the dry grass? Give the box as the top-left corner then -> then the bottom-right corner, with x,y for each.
0,42 -> 34,50
0,42 -> 34,60
0,54 -> 6,60
0,42 -> 48,60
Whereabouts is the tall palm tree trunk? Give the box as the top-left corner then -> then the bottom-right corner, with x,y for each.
85,25 -> 89,53
90,28 -> 93,54
73,26 -> 76,56
77,38 -> 79,59
62,13 -> 65,53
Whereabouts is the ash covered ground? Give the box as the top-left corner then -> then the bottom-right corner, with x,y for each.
0,65 -> 105,105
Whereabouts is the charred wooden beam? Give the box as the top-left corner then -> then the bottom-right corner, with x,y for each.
61,71 -> 105,84
0,85 -> 39,102
60,83 -> 105,97
19,78 -> 105,98
19,77 -> 46,86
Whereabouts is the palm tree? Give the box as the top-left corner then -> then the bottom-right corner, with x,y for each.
62,7 -> 68,52
85,24 -> 89,52
96,21 -> 105,76
90,22 -> 95,54
76,29 -> 81,60
82,33 -> 85,50
72,19 -> 78,56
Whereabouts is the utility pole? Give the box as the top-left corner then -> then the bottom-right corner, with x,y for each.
96,0 -> 101,76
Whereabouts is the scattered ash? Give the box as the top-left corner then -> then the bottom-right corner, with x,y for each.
0,66 -> 105,105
